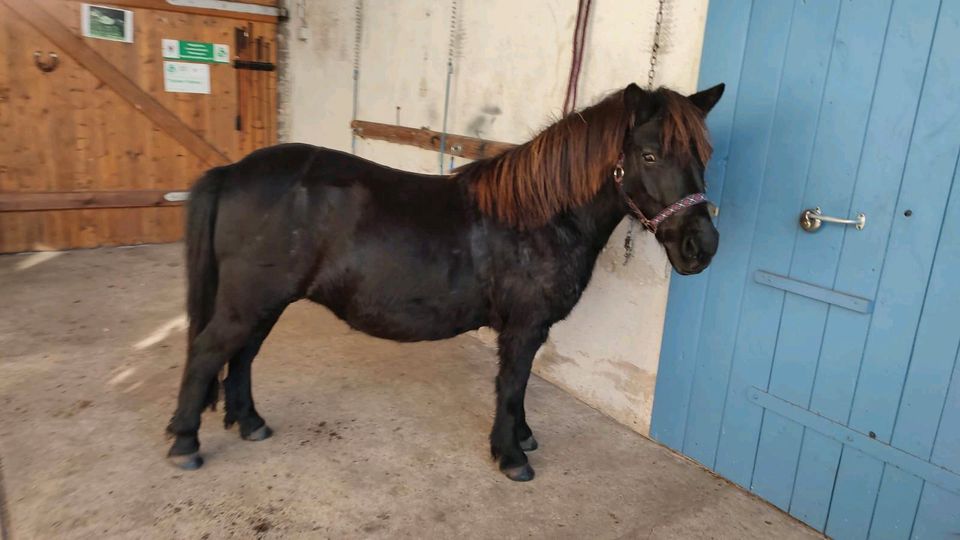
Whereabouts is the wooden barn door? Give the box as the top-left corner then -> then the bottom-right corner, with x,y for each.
0,0 -> 278,253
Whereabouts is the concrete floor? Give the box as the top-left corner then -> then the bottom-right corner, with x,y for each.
0,244 -> 818,540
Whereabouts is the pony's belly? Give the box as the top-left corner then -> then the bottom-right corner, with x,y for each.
345,298 -> 486,342
309,289 -> 488,343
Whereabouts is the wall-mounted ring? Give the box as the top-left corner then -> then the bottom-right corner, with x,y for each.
34,51 -> 59,73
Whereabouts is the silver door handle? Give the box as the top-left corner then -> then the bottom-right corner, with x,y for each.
799,207 -> 865,232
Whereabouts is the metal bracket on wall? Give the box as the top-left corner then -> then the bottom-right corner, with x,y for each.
350,120 -> 515,161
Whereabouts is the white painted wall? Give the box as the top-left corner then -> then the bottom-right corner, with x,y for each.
281,0 -> 709,435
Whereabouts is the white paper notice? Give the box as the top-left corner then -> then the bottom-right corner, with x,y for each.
163,61 -> 210,94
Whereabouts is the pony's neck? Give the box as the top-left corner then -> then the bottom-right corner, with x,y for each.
556,180 -> 628,251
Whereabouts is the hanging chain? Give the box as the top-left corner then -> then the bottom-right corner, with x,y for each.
447,0 -> 458,65
350,0 -> 363,154
353,1 -> 362,79
438,0 -> 458,174
626,0 -> 667,264
647,0 -> 665,90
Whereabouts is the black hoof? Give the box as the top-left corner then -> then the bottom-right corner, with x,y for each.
502,463 -> 535,482
519,435 -> 539,452
168,452 -> 204,470
242,424 -> 273,441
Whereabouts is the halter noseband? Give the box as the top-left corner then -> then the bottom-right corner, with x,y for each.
612,152 -> 710,234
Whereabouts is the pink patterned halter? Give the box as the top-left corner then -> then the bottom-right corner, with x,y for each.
612,153 -> 710,234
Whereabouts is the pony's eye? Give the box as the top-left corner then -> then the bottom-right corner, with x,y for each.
642,152 -> 657,163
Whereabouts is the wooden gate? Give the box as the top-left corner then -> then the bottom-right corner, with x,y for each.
0,0 -> 278,253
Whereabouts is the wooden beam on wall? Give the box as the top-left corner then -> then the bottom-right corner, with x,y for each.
0,191 -> 184,212
1,0 -> 232,167
63,0 -> 280,23
350,120 -> 516,162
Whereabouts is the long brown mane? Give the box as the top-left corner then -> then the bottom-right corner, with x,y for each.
456,87 -> 711,230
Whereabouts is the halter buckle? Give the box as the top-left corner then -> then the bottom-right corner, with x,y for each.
613,152 -> 625,182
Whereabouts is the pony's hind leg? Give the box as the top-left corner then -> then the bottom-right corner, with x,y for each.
167,266 -> 293,470
223,310 -> 283,441
166,309 -> 255,469
490,325 -> 549,481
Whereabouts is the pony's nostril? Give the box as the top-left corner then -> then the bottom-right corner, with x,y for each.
681,236 -> 699,261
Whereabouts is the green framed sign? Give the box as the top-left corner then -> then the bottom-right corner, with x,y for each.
162,39 -> 230,64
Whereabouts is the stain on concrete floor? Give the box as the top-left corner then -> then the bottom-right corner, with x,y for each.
0,244 -> 819,539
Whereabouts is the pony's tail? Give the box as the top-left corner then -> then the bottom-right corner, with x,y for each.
184,167 -> 226,411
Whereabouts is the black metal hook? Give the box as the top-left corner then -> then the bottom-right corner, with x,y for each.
34,51 -> 59,73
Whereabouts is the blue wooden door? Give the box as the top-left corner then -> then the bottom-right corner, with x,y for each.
651,1 -> 960,538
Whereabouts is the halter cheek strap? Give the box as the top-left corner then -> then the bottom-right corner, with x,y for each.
613,153 -> 710,234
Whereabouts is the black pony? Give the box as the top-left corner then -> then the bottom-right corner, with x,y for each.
167,82 -> 724,481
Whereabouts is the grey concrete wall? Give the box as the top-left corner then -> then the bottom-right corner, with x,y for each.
280,0 -> 709,434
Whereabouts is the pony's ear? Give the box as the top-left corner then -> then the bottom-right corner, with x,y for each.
624,83 -> 657,125
688,83 -> 725,114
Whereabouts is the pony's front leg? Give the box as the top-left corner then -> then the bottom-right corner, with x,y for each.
490,325 -> 548,481
515,377 -> 538,452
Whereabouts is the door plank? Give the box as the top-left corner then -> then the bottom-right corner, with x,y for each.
786,0 -> 942,532
0,207 -> 184,253
752,0 -> 891,517
870,467 -> 924,540
932,350 -> 960,477
650,0 -> 753,450
871,135 -> 960,538
911,347 -> 960,535
676,0 -> 796,469
0,191 -> 183,212
827,3 -> 960,538
707,0 -> 843,498
911,484 -> 960,540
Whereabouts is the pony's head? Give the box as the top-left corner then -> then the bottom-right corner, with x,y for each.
459,82 -> 724,275
619,83 -> 724,275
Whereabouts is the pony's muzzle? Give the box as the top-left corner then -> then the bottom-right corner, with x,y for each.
674,218 -> 718,275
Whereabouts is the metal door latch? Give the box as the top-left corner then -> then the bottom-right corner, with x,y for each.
799,207 -> 866,232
